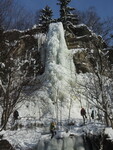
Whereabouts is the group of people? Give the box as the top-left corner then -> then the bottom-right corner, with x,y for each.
80,107 -> 95,124
49,107 -> 95,139
12,110 -> 57,139
12,108 -> 94,139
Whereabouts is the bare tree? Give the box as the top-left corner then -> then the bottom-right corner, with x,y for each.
0,0 -> 13,25
0,51 -> 32,130
77,43 -> 113,127
0,39 -> 41,130
75,7 -> 113,45
0,0 -> 34,30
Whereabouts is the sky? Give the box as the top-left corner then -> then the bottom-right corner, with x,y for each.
18,0 -> 113,19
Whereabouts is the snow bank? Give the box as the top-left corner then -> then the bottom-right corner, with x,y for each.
105,127 -> 113,141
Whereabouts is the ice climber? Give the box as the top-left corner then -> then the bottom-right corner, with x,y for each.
50,121 -> 56,139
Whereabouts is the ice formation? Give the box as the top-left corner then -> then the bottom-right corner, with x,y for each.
45,22 -> 76,102
36,136 -> 85,150
19,22 -> 84,121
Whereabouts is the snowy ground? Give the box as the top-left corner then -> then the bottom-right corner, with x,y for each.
105,127 -> 113,141
0,118 -> 107,150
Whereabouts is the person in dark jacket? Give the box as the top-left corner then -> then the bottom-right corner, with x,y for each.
50,121 -> 56,139
91,110 -> 94,119
13,110 -> 19,123
80,107 -> 87,124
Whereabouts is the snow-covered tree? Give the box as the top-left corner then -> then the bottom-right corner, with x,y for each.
79,45 -> 113,127
57,0 -> 78,29
39,5 -> 53,32
76,7 -> 113,45
0,58 -> 27,130
0,38 -> 42,130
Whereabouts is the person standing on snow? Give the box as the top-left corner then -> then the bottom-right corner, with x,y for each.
13,110 -> 19,124
80,107 -> 87,124
91,110 -> 94,120
50,121 -> 56,139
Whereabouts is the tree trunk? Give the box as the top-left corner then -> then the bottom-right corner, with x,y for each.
104,111 -> 110,127
1,109 -> 10,130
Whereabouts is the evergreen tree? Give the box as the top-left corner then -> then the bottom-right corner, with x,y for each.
39,5 -> 53,32
57,0 -> 78,29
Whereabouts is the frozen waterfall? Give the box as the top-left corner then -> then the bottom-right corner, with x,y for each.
34,22 -> 82,120
19,22 -> 83,120
45,22 -> 76,101
35,136 -> 85,150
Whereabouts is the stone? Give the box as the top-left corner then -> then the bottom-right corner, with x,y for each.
0,140 -> 15,150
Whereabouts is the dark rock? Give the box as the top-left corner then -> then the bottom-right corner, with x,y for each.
0,134 -> 3,139
0,140 -> 15,150
4,30 -> 22,42
107,48 -> 113,64
66,24 -> 107,50
103,135 -> 113,150
69,24 -> 92,36
73,50 -> 92,73
20,35 -> 37,50
3,26 -> 44,42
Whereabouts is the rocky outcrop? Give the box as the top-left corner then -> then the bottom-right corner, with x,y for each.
66,24 -> 107,49
1,23 -> 110,77
3,25 -> 43,42
106,47 -> 113,65
73,49 -> 92,73
103,135 -> 113,150
66,24 -> 110,74
0,27 -> 44,87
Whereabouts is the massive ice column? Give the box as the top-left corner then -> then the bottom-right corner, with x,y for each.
18,22 -> 87,121
44,23 -> 76,102
21,22 -> 81,120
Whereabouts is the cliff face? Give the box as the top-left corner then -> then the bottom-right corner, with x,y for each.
2,23 -> 111,76
0,22 -> 112,120
1,23 -> 113,150
0,28 -> 45,82
0,140 -> 15,150
1,23 -> 111,74
66,24 -> 112,74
